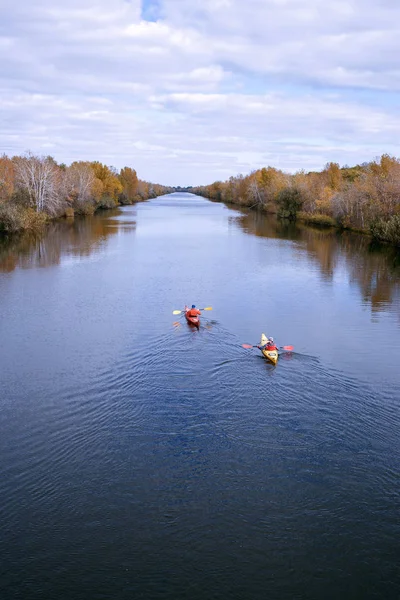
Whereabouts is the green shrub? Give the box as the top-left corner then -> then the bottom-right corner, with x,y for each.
276,187 -> 304,220
11,188 -> 31,207
370,215 -> 400,246
118,193 -> 133,205
96,196 -> 117,210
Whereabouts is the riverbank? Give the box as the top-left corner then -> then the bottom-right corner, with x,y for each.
0,198 -> 154,234
0,153 -> 172,234
191,156 -> 400,247
280,207 -> 400,247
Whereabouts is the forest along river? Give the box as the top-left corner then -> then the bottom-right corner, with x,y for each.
1,192 -> 399,600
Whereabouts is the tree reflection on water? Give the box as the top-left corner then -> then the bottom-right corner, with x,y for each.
0,209 -> 136,273
232,208 -> 400,315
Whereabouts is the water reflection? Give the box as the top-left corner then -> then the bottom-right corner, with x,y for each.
0,208 -> 136,273
1,201 -> 399,317
232,208 -> 400,314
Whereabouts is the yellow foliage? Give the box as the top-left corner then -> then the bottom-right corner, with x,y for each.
315,186 -> 334,215
89,162 -> 122,200
0,155 -> 15,202
91,178 -> 103,201
324,162 -> 342,190
103,175 -> 123,199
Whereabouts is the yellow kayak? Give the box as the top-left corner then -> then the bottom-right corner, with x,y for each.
260,333 -> 278,365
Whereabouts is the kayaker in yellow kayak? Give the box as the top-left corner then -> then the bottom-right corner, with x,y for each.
258,336 -> 277,351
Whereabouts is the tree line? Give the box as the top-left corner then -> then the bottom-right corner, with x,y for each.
191,155 -> 400,246
0,153 -> 172,233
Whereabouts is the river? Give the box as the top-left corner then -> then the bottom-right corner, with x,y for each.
1,193 -> 399,599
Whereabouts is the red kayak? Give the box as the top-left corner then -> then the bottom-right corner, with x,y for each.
184,305 -> 200,328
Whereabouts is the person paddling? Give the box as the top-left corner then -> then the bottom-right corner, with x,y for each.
258,336 -> 277,351
186,304 -> 201,318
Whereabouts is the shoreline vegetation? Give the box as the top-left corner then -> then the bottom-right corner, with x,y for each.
2,152 -> 400,248
0,153 -> 172,234
189,155 -> 400,247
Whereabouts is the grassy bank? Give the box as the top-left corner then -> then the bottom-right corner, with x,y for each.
297,212 -> 337,228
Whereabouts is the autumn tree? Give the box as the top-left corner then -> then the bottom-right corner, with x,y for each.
0,155 -> 15,202
255,167 -> 287,207
90,162 -> 123,203
137,180 -> 150,200
119,167 -> 138,204
324,162 -> 342,191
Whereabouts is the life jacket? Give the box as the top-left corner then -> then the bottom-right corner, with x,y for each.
187,308 -> 201,317
266,342 -> 277,351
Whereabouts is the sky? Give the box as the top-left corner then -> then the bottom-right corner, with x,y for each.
1,0 -> 400,186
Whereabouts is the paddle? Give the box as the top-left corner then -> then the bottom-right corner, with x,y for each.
242,344 -> 294,351
172,307 -> 212,315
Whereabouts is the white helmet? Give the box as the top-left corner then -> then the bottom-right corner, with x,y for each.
269,337 -> 274,343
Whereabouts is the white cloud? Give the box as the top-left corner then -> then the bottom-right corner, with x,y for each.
1,0 -> 400,184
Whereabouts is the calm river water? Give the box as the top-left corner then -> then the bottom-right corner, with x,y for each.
1,193 -> 399,599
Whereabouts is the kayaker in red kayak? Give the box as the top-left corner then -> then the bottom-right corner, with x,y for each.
258,336 -> 277,351
186,304 -> 201,318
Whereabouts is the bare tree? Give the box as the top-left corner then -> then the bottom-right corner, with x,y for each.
14,152 -> 64,214
66,162 -> 95,205
246,173 -> 263,208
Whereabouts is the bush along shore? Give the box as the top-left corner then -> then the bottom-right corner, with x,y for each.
191,156 -> 400,247
0,153 -> 172,233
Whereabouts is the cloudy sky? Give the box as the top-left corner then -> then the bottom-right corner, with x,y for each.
1,0 -> 400,185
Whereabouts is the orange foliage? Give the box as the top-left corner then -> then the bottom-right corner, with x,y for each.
192,154 -> 400,238
0,155 -> 15,202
